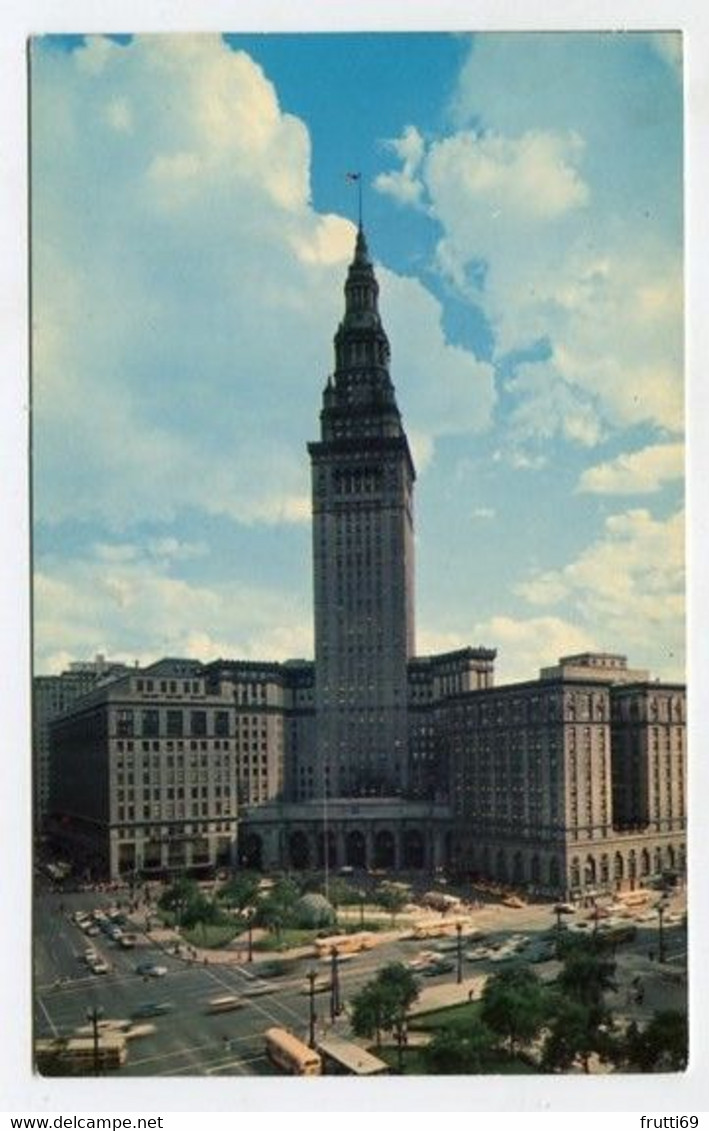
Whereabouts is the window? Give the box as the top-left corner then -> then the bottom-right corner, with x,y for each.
116,710 -> 134,738
142,708 -> 160,737
215,711 -> 229,737
191,710 -> 207,737
167,710 -> 183,737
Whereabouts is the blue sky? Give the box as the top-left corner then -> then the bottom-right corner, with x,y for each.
30,30 -> 685,683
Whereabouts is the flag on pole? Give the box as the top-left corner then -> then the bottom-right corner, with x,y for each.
345,172 -> 363,227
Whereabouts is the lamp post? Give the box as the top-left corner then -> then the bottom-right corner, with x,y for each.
456,921 -> 463,985
246,913 -> 254,964
330,946 -> 341,1021
306,968 -> 318,1048
86,1004 -> 104,1076
358,889 -> 365,930
554,906 -> 563,958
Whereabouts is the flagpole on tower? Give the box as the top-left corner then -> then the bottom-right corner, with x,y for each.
346,171 -> 362,229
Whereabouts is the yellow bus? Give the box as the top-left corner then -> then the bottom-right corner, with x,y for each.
264,1028 -> 322,1075
36,1035 -> 127,1074
410,920 -> 461,940
313,932 -> 375,958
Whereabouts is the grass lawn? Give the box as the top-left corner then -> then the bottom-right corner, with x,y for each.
253,928 -> 318,951
376,1044 -> 540,1076
409,1001 -> 482,1032
181,922 -> 240,949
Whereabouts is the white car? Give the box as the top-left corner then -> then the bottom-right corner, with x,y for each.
90,960 -> 110,974
465,948 -> 491,962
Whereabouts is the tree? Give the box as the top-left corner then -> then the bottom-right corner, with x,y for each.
158,876 -> 201,927
218,872 -> 260,914
620,1010 -> 688,1072
556,938 -> 617,1017
538,936 -> 619,1072
351,982 -> 388,1049
325,878 -> 356,925
423,1018 -> 496,1074
480,964 -> 548,1057
350,962 -> 420,1068
541,996 -> 615,1074
256,877 -> 300,941
376,886 -> 408,927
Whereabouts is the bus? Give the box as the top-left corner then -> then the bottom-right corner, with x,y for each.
36,1035 -> 127,1074
313,932 -> 375,958
618,889 -> 651,908
410,920 -> 464,940
317,1034 -> 389,1076
264,1028 -> 322,1076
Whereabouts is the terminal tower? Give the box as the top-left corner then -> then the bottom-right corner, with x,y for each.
308,227 -> 416,801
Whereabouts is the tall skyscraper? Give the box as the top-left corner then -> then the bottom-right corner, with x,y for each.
308,227 -> 415,800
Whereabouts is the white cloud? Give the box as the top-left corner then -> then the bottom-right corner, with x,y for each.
380,267 -> 495,449
32,35 -> 494,534
515,508 -> 685,677
476,615 -> 597,685
426,129 -> 588,227
373,46 -> 684,449
578,442 -> 685,495
375,125 -> 426,207
33,544 -> 313,674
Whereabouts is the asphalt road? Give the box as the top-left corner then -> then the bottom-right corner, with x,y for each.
33,886 -> 688,1077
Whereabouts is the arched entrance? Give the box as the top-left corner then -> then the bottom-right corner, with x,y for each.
584,855 -> 597,888
239,832 -> 262,871
530,854 -> 541,885
512,852 -> 524,885
373,829 -> 396,870
402,828 -> 425,870
444,830 -> 455,870
288,830 -> 310,870
346,829 -> 367,869
317,830 -> 337,870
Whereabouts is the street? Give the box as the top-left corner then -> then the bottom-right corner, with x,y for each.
33,884 -> 688,1077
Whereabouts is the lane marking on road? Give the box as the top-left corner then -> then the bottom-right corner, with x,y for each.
35,995 -> 59,1037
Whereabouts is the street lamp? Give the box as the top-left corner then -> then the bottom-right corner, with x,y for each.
554,906 -> 563,958
85,1004 -> 104,1076
306,968 -> 318,1048
358,889 -> 365,930
245,912 -> 254,963
330,946 -> 341,1021
456,921 -> 463,985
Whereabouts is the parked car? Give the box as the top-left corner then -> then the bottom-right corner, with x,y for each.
420,959 -> 455,977
465,947 -> 491,962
